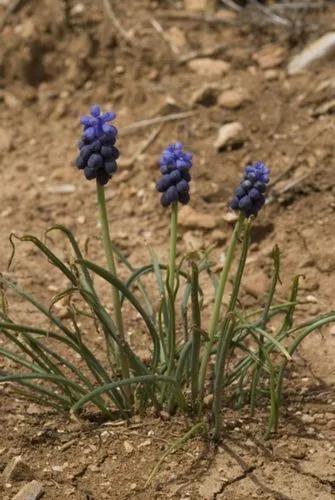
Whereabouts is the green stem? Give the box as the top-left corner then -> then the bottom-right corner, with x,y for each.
250,246 -> 280,416
169,202 -> 178,293
96,182 -> 131,403
167,202 -> 178,375
190,262 -> 201,412
167,339 -> 191,413
198,213 -> 244,406
212,219 -> 251,441
264,350 -> 278,440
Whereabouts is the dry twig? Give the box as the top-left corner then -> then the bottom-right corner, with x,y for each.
157,9 -> 236,25
102,0 -> 133,44
119,126 -> 163,168
220,0 -> 242,12
120,110 -> 196,135
266,174 -> 311,205
178,42 -> 227,64
270,126 -> 330,188
249,0 -> 291,27
150,18 -> 180,55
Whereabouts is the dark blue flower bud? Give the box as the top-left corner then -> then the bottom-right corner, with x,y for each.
230,196 -> 240,209
91,140 -> 102,153
239,195 -> 252,211
75,155 -> 85,169
84,167 -> 97,180
248,187 -> 262,201
241,180 -> 252,191
178,191 -> 190,205
101,146 -> 119,159
105,160 -> 118,174
160,164 -> 169,175
176,160 -> 188,169
166,163 -> 176,173
254,181 -> 266,193
235,186 -> 245,198
88,154 -> 103,170
161,192 -> 170,207
156,175 -> 172,193
100,134 -> 116,146
97,170 -> 110,185
245,172 -> 257,182
181,170 -> 191,182
156,142 -> 193,207
80,144 -> 93,161
176,180 -> 189,193
165,186 -> 179,204
169,170 -> 182,184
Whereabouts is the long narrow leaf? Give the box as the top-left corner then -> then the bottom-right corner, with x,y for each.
78,259 -> 161,368
0,320 -> 124,409
71,375 -> 178,415
250,326 -> 291,360
46,225 -> 95,293
9,233 -> 75,283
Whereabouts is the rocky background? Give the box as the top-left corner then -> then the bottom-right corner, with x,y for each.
0,1 -> 335,498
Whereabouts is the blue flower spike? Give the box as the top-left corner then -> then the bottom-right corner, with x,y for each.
75,105 -> 119,185
230,161 -> 270,218
157,143 -> 193,207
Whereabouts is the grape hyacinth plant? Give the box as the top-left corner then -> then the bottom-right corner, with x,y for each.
1,105 -> 335,459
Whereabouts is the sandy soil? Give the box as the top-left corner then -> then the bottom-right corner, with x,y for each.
0,1 -> 334,498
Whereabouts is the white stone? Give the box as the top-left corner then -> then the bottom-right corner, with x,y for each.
12,481 -> 43,500
288,32 -> 335,74
188,58 -> 230,77
214,122 -> 244,151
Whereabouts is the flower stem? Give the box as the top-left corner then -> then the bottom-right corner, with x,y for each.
190,262 -> 201,412
168,202 -> 178,293
212,219 -> 251,441
166,202 -> 178,376
96,181 -> 131,404
198,213 -> 244,408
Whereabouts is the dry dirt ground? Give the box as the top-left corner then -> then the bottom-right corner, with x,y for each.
0,1 -> 335,498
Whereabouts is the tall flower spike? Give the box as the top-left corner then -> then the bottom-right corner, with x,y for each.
156,142 -> 193,207
75,105 -> 119,186
230,161 -> 270,217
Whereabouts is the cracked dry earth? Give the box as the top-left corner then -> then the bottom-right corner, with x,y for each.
0,0 -> 335,499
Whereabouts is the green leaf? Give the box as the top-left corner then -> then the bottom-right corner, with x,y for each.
78,259 -> 161,369
71,374 -> 178,416
9,233 -> 76,283
46,225 -> 95,293
0,373 -> 74,407
0,345 -> 44,373
276,312 -> 335,400
250,326 -> 291,360
0,318 -> 124,409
